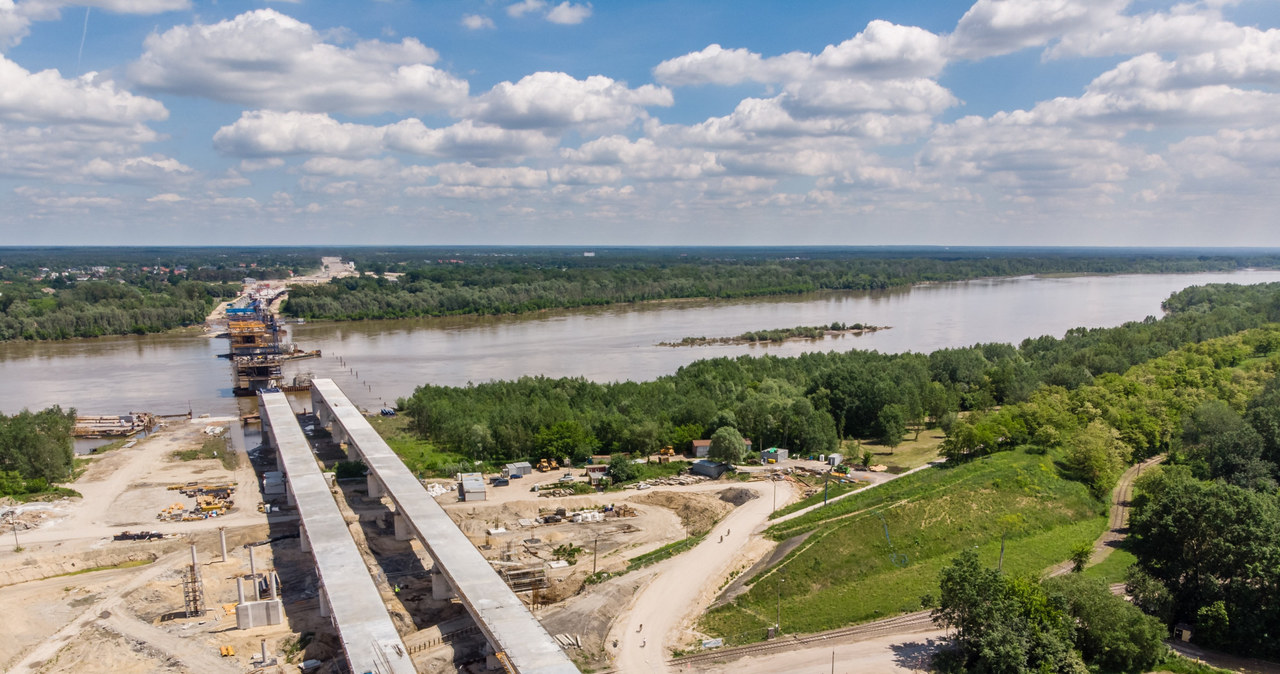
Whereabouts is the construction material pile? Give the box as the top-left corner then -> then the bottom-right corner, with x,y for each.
157,482 -> 236,521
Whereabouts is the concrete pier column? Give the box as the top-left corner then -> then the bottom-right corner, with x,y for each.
248,546 -> 260,601
286,485 -> 296,506
431,570 -> 455,600
269,570 -> 278,600
219,527 -> 228,563
319,587 -> 331,618
299,524 -> 311,553
394,513 -> 412,541
236,578 -> 245,604
367,474 -> 382,498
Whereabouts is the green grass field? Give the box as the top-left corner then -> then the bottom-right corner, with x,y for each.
1082,547 -> 1137,585
701,451 -> 1108,644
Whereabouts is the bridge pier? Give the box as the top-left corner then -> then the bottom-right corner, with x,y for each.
431,569 -> 455,600
319,586 -> 331,618
394,513 -> 412,541
367,474 -> 383,498
299,524 -> 310,553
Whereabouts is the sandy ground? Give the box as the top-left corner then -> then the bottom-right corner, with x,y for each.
683,630 -> 948,674
609,480 -> 793,674
14,418 -> 268,549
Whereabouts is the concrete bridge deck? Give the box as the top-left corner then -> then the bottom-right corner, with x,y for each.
259,391 -> 416,674
310,379 -> 579,674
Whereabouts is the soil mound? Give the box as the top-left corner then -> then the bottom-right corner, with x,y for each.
717,487 -> 758,507
631,491 -> 732,536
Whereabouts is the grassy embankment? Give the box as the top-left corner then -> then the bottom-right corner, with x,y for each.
701,450 -> 1107,644
171,436 -> 240,471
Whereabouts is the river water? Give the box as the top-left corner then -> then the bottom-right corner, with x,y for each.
6,270 -> 1280,416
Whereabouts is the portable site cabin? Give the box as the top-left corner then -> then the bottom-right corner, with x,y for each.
690,460 -> 730,479
458,473 -> 487,501
503,461 -> 533,478
761,448 -> 789,463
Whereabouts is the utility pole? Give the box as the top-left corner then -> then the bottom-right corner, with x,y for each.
9,515 -> 19,551
776,568 -> 787,634
824,468 -> 829,506
593,534 -> 599,575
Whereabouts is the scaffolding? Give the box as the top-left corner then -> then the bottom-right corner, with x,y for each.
227,309 -> 285,395
183,544 -> 205,618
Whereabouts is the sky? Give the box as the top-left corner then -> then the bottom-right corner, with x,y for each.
0,0 -> 1278,247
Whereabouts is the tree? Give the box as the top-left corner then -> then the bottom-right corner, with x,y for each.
1068,542 -> 1093,573
607,454 -> 638,483
708,426 -> 747,464
532,420 -> 595,463
933,550 -> 1082,673
1044,574 -> 1167,673
1063,420 -> 1128,498
877,404 -> 907,449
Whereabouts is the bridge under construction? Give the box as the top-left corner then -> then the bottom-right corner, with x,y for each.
260,381 -> 577,673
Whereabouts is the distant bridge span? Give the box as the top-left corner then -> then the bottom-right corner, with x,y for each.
311,378 -> 579,674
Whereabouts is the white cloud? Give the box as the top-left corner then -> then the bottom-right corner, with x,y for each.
947,0 -> 1126,60
238,157 -> 284,172
81,155 -> 193,184
0,54 -> 167,125
213,110 -> 384,156
1,0 -> 187,51
1046,8 -> 1249,59
0,0 -> 32,50
506,0 -> 545,18
654,20 -> 944,86
467,72 -> 672,130
384,118 -> 556,158
147,192 -> 185,202
546,2 -> 591,25
434,163 -> 548,188
214,110 -> 556,161
129,9 -> 469,115
461,14 -> 495,30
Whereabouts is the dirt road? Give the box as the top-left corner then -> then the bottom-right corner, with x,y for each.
772,460 -> 941,525
677,628 -> 947,674
1047,454 -> 1165,576
610,480 -> 792,673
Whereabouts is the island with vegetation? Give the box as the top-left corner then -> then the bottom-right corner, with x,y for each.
388,280 -> 1280,668
658,322 -> 887,347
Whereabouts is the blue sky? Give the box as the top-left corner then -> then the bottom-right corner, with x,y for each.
0,0 -> 1277,246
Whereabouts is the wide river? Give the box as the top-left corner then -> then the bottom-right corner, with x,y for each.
6,270 -> 1280,416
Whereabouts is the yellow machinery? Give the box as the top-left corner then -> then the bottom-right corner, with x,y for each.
659,446 -> 675,457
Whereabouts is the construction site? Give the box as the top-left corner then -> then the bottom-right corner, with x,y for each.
0,375 -> 814,674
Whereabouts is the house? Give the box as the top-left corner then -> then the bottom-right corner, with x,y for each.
690,460 -> 730,479
457,473 -> 486,501
585,464 -> 609,484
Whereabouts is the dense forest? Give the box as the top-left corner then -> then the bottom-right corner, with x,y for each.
399,282 -> 1280,465
282,248 -> 1280,321
0,247 -> 309,341
0,406 -> 75,497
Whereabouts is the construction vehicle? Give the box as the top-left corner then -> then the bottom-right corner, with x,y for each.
536,458 -> 560,472
659,446 -> 675,457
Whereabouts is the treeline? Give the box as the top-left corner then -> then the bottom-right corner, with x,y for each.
283,250 -> 1280,321
401,282 -> 1280,468
0,280 -> 236,341
1124,379 -> 1280,658
0,407 -> 75,496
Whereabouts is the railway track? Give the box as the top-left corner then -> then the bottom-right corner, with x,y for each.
668,610 -> 936,667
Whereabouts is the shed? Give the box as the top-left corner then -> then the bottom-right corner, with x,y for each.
761,447 -> 789,463
692,439 -> 711,458
827,453 -> 843,467
690,460 -> 730,479
585,464 -> 609,484
504,461 -> 533,478
458,472 -> 487,501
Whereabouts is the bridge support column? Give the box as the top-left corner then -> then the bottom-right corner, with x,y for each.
394,513 -> 412,541
367,474 -> 382,498
319,586 -> 331,618
431,570 -> 454,600
299,524 -> 310,553
286,485 -> 296,507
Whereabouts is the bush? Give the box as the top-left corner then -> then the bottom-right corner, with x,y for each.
334,460 -> 368,479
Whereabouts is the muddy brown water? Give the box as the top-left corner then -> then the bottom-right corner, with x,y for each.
6,270 -> 1280,416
